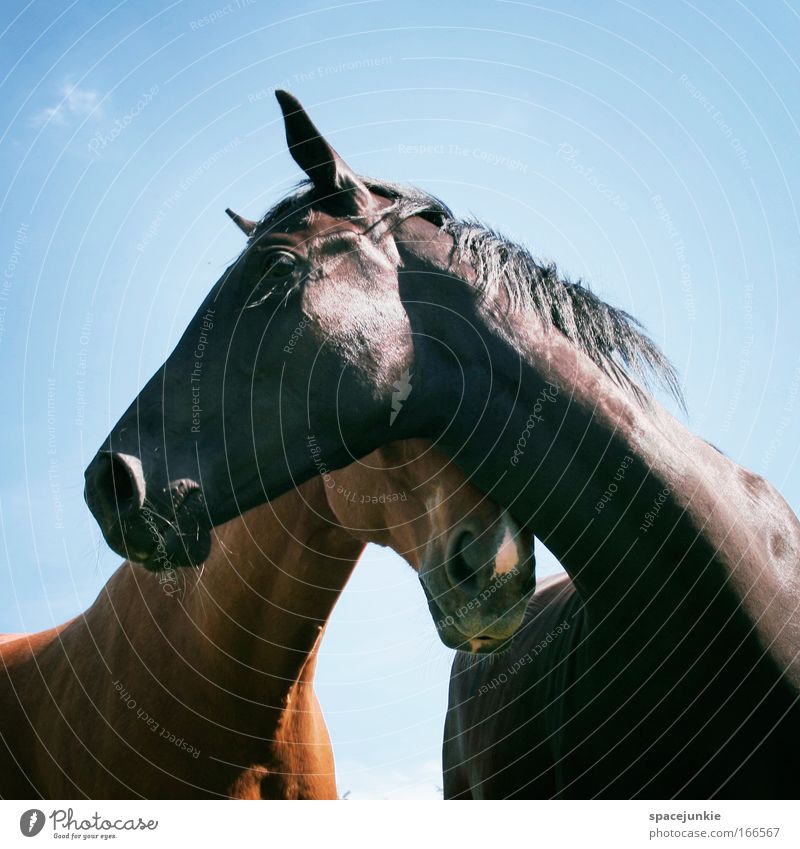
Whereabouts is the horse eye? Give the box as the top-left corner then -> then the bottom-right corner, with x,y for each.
263,251 -> 296,278
246,251 -> 299,308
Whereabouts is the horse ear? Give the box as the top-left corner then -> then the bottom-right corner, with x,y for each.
274,90 -> 373,216
225,208 -> 257,237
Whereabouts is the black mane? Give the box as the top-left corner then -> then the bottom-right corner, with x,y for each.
443,220 -> 684,408
254,179 -> 684,408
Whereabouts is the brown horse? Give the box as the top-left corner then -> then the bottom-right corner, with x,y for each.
0,441 -> 532,799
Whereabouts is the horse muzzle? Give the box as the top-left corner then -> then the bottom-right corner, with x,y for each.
418,516 -> 536,653
84,451 -> 211,570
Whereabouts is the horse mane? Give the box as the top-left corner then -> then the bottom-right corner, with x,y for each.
255,179 -> 684,409
443,221 -> 685,408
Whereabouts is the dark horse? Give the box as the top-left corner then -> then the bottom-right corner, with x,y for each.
84,92 -> 800,797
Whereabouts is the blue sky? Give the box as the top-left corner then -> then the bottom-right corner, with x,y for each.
1,0 -> 799,798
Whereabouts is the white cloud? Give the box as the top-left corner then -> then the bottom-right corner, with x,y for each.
32,79 -> 102,127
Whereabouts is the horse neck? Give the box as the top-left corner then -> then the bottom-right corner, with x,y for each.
437,307 -> 800,677
165,478 -> 363,705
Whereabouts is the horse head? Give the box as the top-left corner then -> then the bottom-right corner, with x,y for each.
326,440 -> 534,653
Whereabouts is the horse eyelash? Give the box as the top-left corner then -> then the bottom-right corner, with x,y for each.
245,279 -> 301,310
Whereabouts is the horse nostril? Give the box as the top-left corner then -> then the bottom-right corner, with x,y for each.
87,451 -> 146,520
445,530 -> 485,589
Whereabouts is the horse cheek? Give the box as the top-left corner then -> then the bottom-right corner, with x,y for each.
303,276 -> 412,395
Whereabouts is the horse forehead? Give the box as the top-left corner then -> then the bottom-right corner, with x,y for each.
422,481 -> 495,528
255,199 -> 401,268
307,231 -> 391,269
250,205 -> 351,247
